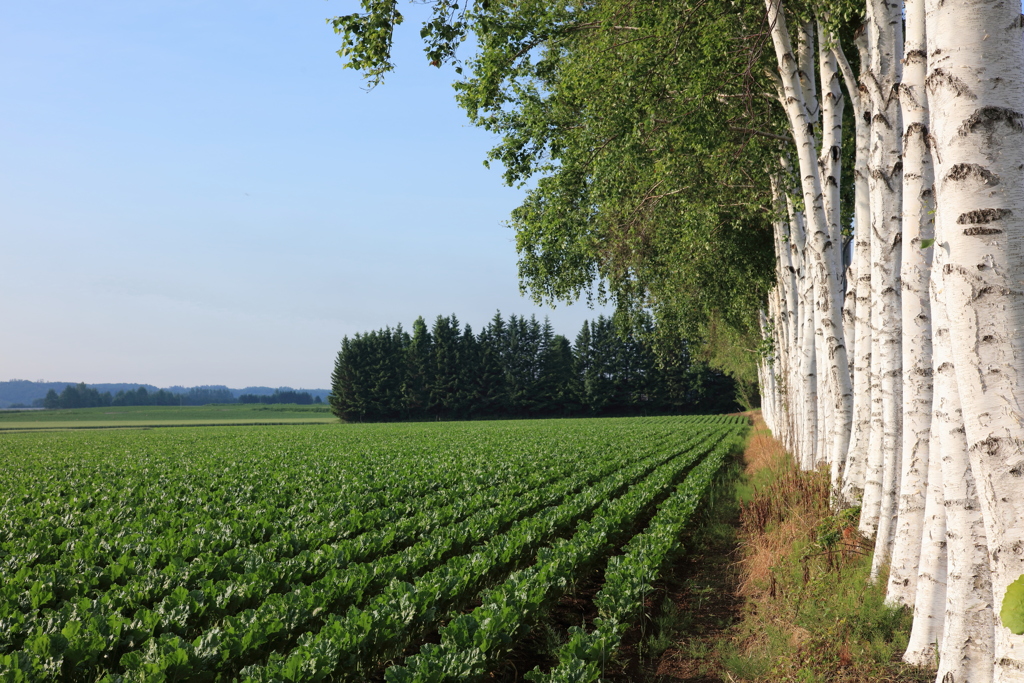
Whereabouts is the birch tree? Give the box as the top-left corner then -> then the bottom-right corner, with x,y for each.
860,0 -> 904,557
765,0 -> 853,477
927,0 -> 1024,673
886,0 -> 933,606
835,29 -> 874,506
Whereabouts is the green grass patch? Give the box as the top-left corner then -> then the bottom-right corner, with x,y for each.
724,443 -> 930,683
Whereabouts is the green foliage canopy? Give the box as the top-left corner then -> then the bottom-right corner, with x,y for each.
332,1 -> 861,394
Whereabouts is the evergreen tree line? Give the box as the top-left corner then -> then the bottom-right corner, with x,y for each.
329,312 -> 738,422
42,384 -> 236,409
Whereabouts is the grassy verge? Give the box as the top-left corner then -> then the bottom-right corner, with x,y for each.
630,414 -> 932,682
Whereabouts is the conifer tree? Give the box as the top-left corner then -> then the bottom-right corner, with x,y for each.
573,319 -> 593,411
429,315 -> 462,419
504,314 -> 542,415
456,323 -> 480,418
476,312 -> 510,416
541,333 -> 579,415
403,316 -> 433,420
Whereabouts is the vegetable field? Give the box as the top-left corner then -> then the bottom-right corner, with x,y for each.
0,405 -> 336,432
0,415 -> 747,682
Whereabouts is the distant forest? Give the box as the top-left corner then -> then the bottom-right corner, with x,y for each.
237,390 -> 322,405
40,384 -> 320,409
330,312 -> 738,422
0,381 -> 331,409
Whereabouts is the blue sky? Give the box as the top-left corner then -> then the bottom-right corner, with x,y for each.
1,1 -> 607,389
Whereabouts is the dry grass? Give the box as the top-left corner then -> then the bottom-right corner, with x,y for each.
739,414 -> 788,476
718,412 -> 930,683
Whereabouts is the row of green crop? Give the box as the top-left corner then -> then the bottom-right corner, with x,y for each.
239,432 -> 724,683
1,422 -> 675,631
382,426 -> 743,683
0,426 -> 545,583
4,464 -> 549,677
109,428 -> 716,682
0,419 -> 694,578
1,430 -> 644,659
0,420 -> 719,681
0,417 -> 743,682
1,423 -> 611,573
526,427 -> 745,682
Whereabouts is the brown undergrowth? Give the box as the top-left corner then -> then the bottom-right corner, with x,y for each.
715,413 -> 929,683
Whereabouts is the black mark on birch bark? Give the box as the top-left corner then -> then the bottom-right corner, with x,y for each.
903,49 -> 927,64
926,69 -> 976,98
958,107 -> 1024,136
958,208 -> 1012,224
903,122 -> 930,152
945,163 -> 1000,186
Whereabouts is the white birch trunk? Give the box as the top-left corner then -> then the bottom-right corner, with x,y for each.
842,262 -> 857,384
861,0 -> 905,547
818,24 -> 849,482
796,22 -> 820,133
862,319 -> 886,535
786,209 -> 802,454
785,191 -> 803,454
801,235 -> 819,469
934,289 -> 995,683
904,356 -> 947,666
759,308 -> 775,432
814,270 -> 832,468
887,0 -> 934,606
841,257 -> 858,468
836,31 -> 874,506
777,150 -> 809,458
786,190 -> 818,468
772,287 -> 787,436
927,0 -> 1024,674
765,0 -> 853,481
771,175 -> 798,446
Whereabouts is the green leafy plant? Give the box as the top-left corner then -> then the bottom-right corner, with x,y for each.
1001,574 -> 1024,635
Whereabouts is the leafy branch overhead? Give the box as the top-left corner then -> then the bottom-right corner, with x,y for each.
329,1 -> 810,393
331,0 -> 475,86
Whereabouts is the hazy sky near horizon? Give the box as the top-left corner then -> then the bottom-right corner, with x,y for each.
1,2 -> 608,389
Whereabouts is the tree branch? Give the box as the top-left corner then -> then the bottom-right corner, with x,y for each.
730,126 -> 793,143
831,39 -> 860,114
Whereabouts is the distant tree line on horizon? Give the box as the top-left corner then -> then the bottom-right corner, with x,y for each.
41,384 -> 319,409
238,390 -> 321,405
329,312 -> 738,422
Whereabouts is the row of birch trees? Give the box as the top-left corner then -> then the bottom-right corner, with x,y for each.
330,0 -> 1024,678
757,0 -> 1024,678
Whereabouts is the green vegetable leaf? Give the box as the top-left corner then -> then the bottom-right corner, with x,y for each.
1001,574 -> 1024,634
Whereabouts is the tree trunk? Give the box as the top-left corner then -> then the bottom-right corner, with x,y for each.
861,0 -> 904,547
819,23 -> 849,483
926,0 -> 1024,675
887,0 -> 934,606
934,292 -> 995,683
785,190 -> 818,468
771,174 -> 799,447
836,30 -> 873,506
903,359 -> 946,666
765,0 -> 853,480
